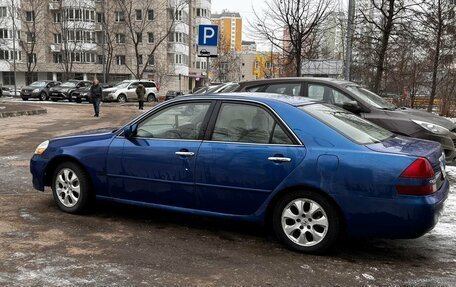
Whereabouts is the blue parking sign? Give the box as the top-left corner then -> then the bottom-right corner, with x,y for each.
198,25 -> 218,46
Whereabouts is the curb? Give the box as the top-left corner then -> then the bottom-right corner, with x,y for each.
0,108 -> 47,118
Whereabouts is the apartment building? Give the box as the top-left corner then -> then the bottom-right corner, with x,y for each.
211,11 -> 242,53
0,0 -> 210,93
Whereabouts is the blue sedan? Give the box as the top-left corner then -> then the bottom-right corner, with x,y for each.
30,94 -> 449,253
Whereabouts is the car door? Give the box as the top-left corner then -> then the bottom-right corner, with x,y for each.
127,82 -> 139,100
194,101 -> 307,215
107,100 -> 214,208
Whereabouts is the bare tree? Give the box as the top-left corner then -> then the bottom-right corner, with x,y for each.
250,0 -> 334,77
113,0 -> 188,80
19,0 -> 45,85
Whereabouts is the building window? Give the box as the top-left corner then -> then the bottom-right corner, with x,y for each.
0,7 -> 7,18
115,11 -> 125,22
97,12 -> 104,23
54,33 -> 62,43
116,55 -> 125,65
53,12 -> 61,23
53,53 -> 62,63
138,55 -> 143,65
148,55 -> 154,66
135,9 -> 142,20
148,32 -> 154,43
148,9 -> 154,21
3,72 -> 15,85
137,32 -> 142,43
26,32 -> 35,43
28,53 -> 36,63
26,72 -> 38,84
97,55 -> 104,64
25,11 -> 35,22
116,33 -> 125,44
0,49 -> 9,60
0,29 -> 9,39
175,10 -> 182,21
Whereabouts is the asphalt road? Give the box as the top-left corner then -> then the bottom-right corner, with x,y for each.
0,100 -> 455,286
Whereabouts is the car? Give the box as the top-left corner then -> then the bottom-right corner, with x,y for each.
164,90 -> 184,101
30,93 -> 449,253
20,80 -> 61,101
234,78 -> 456,162
192,82 -> 239,95
49,80 -> 92,102
102,80 -> 158,103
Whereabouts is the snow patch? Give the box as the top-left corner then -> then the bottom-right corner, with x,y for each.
362,273 -> 375,280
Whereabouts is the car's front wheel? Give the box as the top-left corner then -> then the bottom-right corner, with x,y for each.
147,94 -> 156,102
39,92 -> 47,101
272,190 -> 341,254
117,94 -> 127,103
51,162 -> 92,214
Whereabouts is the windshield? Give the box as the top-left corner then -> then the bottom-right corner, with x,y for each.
300,103 -> 394,144
218,83 -> 240,93
61,81 -> 77,87
113,82 -> 130,89
30,81 -> 47,87
345,85 -> 396,110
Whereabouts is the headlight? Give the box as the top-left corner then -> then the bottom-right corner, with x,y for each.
413,120 -> 449,135
32,88 -> 40,93
34,140 -> 49,155
108,92 -> 114,96
82,92 -> 88,96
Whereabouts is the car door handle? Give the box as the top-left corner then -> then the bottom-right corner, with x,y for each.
268,156 -> 291,162
175,151 -> 195,157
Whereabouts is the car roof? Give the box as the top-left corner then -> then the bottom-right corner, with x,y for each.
238,77 -> 354,87
179,92 -> 318,107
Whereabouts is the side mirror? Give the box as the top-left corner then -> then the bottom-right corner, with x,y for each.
342,101 -> 362,113
123,124 -> 137,138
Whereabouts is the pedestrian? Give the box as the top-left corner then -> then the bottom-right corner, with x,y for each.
90,79 -> 103,117
136,83 -> 146,110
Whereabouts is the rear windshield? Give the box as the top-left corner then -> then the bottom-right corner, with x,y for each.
300,104 -> 394,144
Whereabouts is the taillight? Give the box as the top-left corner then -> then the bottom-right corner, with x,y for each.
400,158 -> 434,178
396,158 -> 436,195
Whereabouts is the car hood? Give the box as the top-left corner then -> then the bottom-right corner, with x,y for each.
366,136 -> 443,168
22,85 -> 42,91
50,86 -> 72,92
388,108 -> 456,130
103,87 -> 118,93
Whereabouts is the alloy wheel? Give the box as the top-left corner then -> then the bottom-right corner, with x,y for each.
55,168 -> 80,208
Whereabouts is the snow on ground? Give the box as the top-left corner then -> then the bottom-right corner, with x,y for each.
430,166 -> 456,239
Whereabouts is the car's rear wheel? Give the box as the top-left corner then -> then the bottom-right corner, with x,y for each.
117,94 -> 127,103
51,98 -> 58,102
147,94 -> 156,102
21,97 -> 28,101
272,190 -> 341,254
39,92 -> 47,101
51,162 -> 92,214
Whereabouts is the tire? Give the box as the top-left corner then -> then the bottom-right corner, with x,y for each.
117,94 -> 127,103
147,94 -> 156,102
68,93 -> 73,102
51,98 -> 58,102
272,190 -> 341,254
76,98 -> 82,103
39,92 -> 47,101
51,162 -> 93,214
22,97 -> 28,101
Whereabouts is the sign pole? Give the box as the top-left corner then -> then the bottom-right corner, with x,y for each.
206,57 -> 210,93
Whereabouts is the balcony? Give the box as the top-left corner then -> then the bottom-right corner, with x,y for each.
49,2 -> 60,10
50,44 -> 61,52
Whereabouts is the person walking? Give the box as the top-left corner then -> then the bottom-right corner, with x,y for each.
136,83 -> 146,110
90,79 -> 103,117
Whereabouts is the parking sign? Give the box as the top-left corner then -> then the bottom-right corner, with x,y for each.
198,24 -> 218,57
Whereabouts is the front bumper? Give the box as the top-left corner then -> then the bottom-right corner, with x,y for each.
49,91 -> 68,100
30,154 -> 49,191
21,91 -> 40,98
410,130 -> 456,162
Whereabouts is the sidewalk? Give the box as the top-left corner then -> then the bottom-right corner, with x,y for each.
0,102 -> 47,118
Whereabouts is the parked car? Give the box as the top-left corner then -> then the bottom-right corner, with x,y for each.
192,82 -> 239,95
164,90 -> 184,101
20,80 -> 61,101
102,80 -> 158,103
49,80 -> 92,102
234,78 -> 456,162
30,93 -> 448,253
74,83 -> 113,103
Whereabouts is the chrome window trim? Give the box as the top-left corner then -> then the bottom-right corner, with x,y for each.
116,97 -> 304,146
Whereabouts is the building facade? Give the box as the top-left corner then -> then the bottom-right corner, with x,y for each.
211,11 -> 242,53
0,0 -> 211,93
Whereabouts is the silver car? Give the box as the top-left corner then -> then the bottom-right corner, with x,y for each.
102,80 -> 159,103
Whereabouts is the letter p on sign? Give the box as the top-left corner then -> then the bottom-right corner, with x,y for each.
203,27 -> 215,45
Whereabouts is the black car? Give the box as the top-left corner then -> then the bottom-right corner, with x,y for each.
49,80 -> 92,102
74,83 -> 112,103
20,80 -> 61,101
234,77 -> 456,162
164,90 -> 184,101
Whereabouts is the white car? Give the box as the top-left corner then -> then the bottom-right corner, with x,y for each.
102,80 -> 159,103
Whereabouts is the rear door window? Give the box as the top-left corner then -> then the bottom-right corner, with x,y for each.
308,84 -> 353,106
245,85 -> 266,92
264,83 -> 301,97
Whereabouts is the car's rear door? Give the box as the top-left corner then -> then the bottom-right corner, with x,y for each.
107,100 -> 215,209
194,100 -> 306,215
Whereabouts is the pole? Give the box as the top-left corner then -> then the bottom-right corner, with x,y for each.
101,0 -> 106,83
344,0 -> 355,80
205,57 -> 209,93
12,0 -> 17,95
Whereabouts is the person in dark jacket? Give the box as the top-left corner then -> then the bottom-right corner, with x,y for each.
136,83 -> 146,110
90,79 -> 103,117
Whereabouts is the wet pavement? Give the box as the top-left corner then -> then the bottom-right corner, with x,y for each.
0,101 -> 455,286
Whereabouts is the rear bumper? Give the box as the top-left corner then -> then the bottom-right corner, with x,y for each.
343,179 -> 449,238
